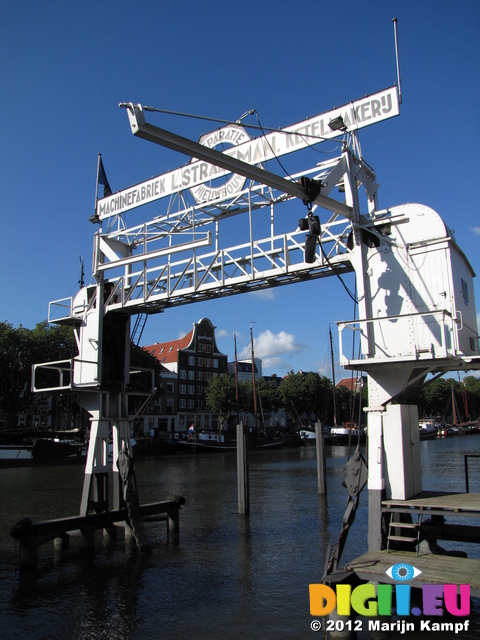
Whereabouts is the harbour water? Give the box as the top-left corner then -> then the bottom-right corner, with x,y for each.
0,436 -> 479,639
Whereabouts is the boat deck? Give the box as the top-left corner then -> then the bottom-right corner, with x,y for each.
345,550 -> 480,598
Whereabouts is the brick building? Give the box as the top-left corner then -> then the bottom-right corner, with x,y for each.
143,318 -> 228,433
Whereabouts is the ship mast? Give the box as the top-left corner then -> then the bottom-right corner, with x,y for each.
250,324 -> 259,436
329,326 -> 338,428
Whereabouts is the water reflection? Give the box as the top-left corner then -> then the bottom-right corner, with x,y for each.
1,438 -> 479,639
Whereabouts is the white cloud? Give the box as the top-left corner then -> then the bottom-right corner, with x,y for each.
240,329 -> 305,370
470,226 -> 480,236
250,289 -> 276,301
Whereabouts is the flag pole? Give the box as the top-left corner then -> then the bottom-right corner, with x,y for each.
95,153 -> 101,212
90,153 -> 102,224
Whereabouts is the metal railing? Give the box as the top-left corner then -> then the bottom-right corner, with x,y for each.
464,454 -> 480,493
337,309 -> 456,367
31,359 -> 74,392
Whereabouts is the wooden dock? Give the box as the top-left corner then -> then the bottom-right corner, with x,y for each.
10,496 -> 186,568
335,492 -> 480,597
345,550 -> 480,597
382,491 -> 480,516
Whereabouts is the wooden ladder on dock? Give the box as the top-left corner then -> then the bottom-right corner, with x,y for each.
387,512 -> 423,555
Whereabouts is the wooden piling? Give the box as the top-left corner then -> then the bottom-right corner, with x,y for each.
237,423 -> 250,515
10,496 -> 185,569
167,506 -> 180,545
315,422 -> 327,494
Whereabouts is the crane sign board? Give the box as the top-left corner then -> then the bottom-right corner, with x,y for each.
97,86 -> 399,220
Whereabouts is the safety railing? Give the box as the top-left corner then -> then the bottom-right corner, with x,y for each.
31,359 -> 74,392
465,454 -> 480,493
337,309 -> 456,368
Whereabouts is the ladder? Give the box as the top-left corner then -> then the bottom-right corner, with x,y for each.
387,512 -> 423,555
131,313 -> 148,345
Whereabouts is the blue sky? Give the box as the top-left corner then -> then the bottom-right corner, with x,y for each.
1,1 -> 479,379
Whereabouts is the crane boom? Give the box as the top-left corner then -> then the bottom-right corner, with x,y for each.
122,102 -> 353,219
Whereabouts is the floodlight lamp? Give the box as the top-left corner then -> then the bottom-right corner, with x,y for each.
328,116 -> 347,132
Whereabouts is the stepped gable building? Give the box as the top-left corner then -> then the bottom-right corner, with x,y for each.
144,318 -> 228,432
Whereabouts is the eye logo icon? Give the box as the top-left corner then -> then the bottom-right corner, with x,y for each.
385,563 -> 422,582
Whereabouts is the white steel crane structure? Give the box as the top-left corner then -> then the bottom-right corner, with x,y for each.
33,85 -> 479,552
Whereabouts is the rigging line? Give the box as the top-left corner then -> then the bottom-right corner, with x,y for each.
141,104 -> 344,144
320,242 -> 359,304
254,109 -> 340,177
254,110 -> 294,181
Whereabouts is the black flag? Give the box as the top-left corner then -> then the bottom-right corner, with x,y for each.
97,156 -> 112,197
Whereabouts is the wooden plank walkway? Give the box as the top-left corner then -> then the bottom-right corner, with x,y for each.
383,491 -> 480,516
345,550 -> 480,598
382,492 -> 480,544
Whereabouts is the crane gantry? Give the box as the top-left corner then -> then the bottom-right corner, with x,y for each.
33,84 -> 479,553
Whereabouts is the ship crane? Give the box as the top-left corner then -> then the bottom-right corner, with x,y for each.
32,85 -> 479,555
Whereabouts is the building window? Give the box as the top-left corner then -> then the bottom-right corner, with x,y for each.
188,400 -> 195,409
188,385 -> 195,395
213,359 -> 218,368
205,344 -> 212,353
196,399 -> 203,409
179,399 -> 186,409
197,371 -> 203,381
196,386 -> 203,395
166,398 -> 174,414
180,384 -> 186,394
205,358 -> 211,367
188,370 -> 195,380
166,382 -> 174,393
188,356 -> 195,366
180,370 -> 186,379
197,357 -> 203,366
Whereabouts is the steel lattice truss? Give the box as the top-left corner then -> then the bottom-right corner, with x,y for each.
88,155 -> 362,317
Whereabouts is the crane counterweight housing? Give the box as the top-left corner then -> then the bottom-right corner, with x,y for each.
341,203 -> 478,384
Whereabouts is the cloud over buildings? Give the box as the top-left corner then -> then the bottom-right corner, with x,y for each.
240,329 -> 305,371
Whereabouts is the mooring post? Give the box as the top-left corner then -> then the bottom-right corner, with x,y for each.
167,505 -> 180,545
19,537 -> 39,569
316,422 -> 327,494
237,422 -> 250,515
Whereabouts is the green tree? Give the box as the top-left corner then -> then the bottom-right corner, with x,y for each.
464,376 -> 480,419
0,321 -> 76,428
280,371 -> 333,425
412,375 -> 480,423
303,373 -> 333,423
279,371 -> 305,425
418,378 -> 451,419
238,378 -> 282,428
205,374 -> 237,429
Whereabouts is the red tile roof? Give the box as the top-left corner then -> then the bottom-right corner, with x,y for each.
143,330 -> 194,364
336,377 -> 361,391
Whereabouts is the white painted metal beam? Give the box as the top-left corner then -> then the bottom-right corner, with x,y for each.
124,103 -> 353,219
